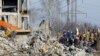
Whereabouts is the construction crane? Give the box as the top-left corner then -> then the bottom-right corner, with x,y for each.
0,20 -> 19,37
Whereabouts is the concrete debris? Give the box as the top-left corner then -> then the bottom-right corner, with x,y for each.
0,31 -> 93,56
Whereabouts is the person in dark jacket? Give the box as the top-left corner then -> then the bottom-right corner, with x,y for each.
69,38 -> 74,46
91,39 -> 97,49
74,36 -> 80,47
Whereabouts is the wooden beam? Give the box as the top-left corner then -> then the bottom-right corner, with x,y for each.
21,14 -> 29,17
16,30 -> 31,32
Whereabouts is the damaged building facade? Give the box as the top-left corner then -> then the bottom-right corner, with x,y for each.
0,0 -> 30,32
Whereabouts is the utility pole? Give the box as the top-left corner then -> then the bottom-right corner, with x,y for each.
66,0 -> 70,31
74,0 -> 77,27
66,0 -> 77,31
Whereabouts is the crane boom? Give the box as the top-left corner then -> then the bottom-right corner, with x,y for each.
0,20 -> 19,31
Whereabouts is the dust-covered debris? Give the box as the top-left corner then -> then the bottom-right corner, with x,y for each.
0,31 -> 93,56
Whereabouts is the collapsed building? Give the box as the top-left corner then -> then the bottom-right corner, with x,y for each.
0,0 -> 99,56
0,0 -> 30,32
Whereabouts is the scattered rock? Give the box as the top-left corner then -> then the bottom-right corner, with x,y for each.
0,31 -> 93,56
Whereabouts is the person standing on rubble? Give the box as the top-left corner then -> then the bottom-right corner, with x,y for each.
68,37 -> 74,46
79,35 -> 84,48
67,32 -> 74,46
86,30 -> 91,41
87,38 -> 93,47
91,38 -> 97,50
59,36 -> 67,46
74,35 -> 80,47
59,31 -> 73,46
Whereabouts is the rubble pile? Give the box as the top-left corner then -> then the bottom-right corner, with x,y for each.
0,32 -> 93,56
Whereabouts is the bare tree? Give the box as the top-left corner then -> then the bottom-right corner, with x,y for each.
41,0 -> 63,36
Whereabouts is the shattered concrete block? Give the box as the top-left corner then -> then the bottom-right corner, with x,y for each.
0,31 -> 94,56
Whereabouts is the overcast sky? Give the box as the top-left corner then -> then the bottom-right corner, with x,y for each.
78,0 -> 100,26
30,0 -> 100,26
